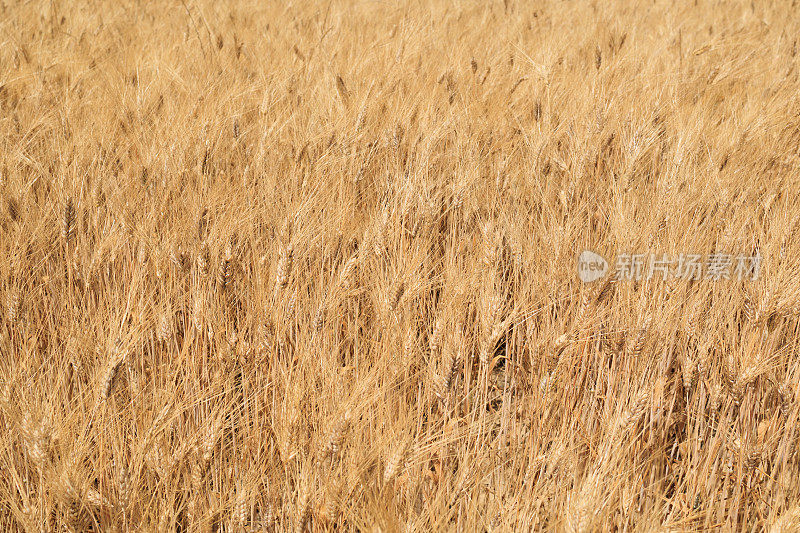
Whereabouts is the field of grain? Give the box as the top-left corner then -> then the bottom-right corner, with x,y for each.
2,0 -> 800,531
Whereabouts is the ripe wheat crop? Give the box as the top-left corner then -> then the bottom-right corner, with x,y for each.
2,0 -> 800,531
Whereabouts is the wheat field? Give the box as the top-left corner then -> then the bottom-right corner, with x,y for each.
1,0 -> 800,531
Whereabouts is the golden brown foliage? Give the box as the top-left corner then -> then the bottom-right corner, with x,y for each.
1,0 -> 800,531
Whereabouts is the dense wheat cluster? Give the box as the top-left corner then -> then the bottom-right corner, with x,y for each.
2,0 -> 800,531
